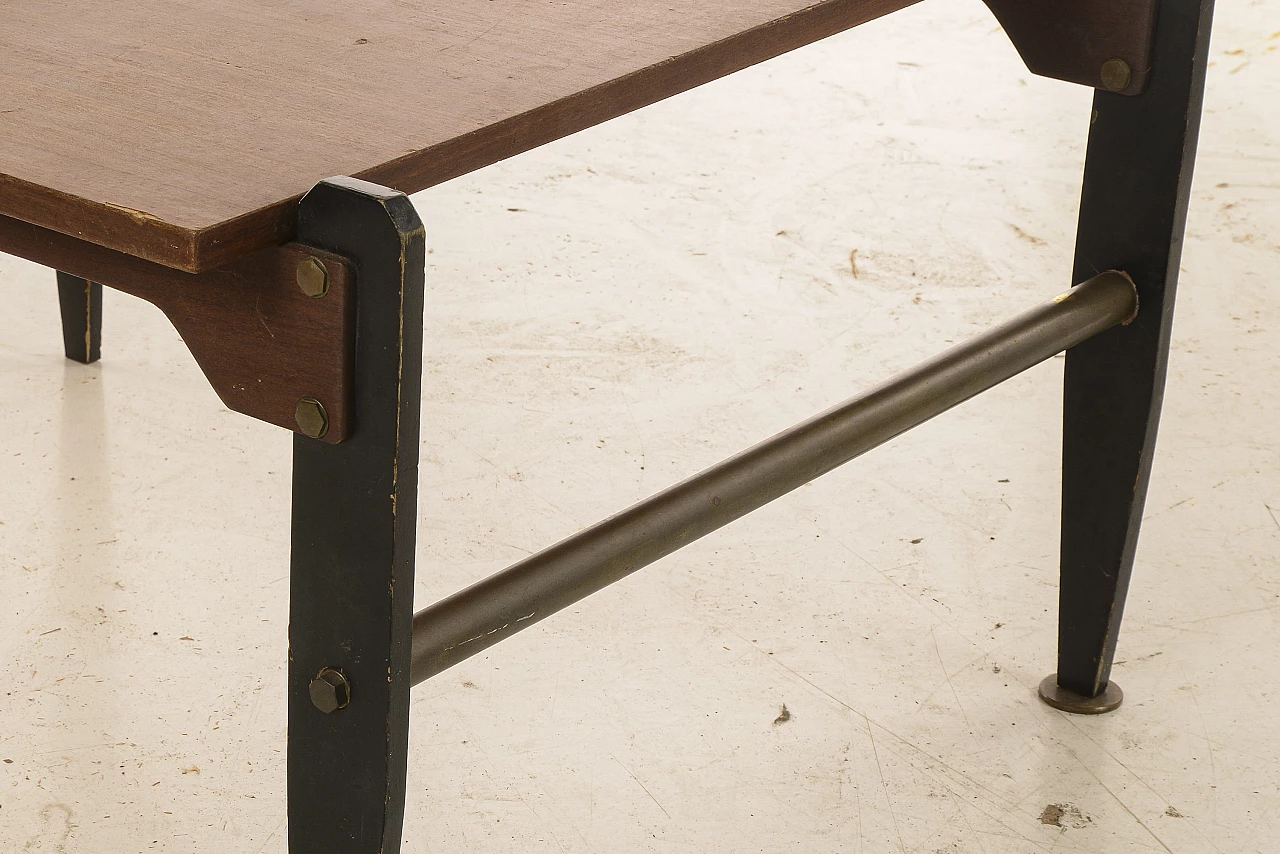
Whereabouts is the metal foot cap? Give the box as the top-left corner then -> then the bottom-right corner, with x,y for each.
1038,673 -> 1123,714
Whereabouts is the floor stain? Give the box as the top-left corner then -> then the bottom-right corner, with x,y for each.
23,804 -> 74,853
1008,223 -> 1047,245
773,704 -> 792,725
1039,803 -> 1092,829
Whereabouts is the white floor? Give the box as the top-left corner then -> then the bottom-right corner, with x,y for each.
3,1 -> 1278,852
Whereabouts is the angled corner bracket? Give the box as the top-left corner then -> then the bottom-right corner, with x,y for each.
983,0 -> 1159,95
0,213 -> 355,442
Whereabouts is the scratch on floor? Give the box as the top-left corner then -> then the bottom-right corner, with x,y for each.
1054,713 -> 1173,809
1048,721 -> 1177,854
829,535 -> 982,648
250,817 -> 287,854
931,626 -> 974,732
611,755 -> 671,820
865,720 -> 907,854
948,787 -> 991,854
1186,681 -> 1221,829
685,606 -> 1070,851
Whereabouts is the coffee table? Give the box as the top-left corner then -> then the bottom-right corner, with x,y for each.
0,1 -> 1214,850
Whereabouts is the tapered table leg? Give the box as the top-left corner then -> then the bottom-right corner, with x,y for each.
287,177 -> 426,852
55,272 -> 102,363
1046,0 -> 1215,712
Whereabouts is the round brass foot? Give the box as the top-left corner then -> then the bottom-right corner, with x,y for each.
1038,673 -> 1123,714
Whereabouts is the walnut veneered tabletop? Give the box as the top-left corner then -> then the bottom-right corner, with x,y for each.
0,0 -> 916,272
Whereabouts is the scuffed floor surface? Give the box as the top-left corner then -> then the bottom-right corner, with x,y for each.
2,1 -> 1278,851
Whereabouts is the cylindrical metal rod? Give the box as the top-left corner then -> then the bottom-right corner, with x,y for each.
411,272 -> 1137,686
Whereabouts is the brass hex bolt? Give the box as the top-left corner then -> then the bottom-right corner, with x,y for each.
1100,58 -> 1132,92
295,397 -> 329,439
309,668 -> 351,713
296,256 -> 330,298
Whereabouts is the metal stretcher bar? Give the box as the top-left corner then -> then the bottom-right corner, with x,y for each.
410,271 -> 1138,686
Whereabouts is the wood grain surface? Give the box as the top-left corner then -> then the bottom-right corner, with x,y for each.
0,212 -> 355,441
0,0 -> 918,272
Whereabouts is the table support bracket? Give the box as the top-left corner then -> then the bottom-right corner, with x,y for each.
983,0 -> 1159,95
0,213 -> 357,442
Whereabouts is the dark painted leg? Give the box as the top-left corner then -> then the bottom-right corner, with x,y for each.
55,272 -> 102,363
287,177 -> 426,852
1044,0 -> 1215,712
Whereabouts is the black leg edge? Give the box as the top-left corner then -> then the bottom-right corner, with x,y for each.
55,271 -> 102,363
287,177 -> 426,853
1052,0 -> 1215,707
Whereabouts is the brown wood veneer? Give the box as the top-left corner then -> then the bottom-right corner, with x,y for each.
1,0 -> 920,272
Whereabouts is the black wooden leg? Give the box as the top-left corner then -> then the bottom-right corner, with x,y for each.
287,177 -> 426,852
55,272 -> 102,363
1042,0 -> 1215,713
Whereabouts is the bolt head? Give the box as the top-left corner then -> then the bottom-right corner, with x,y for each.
297,256 -> 330,298
295,397 -> 329,439
309,668 -> 351,713
1100,58 -> 1132,92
